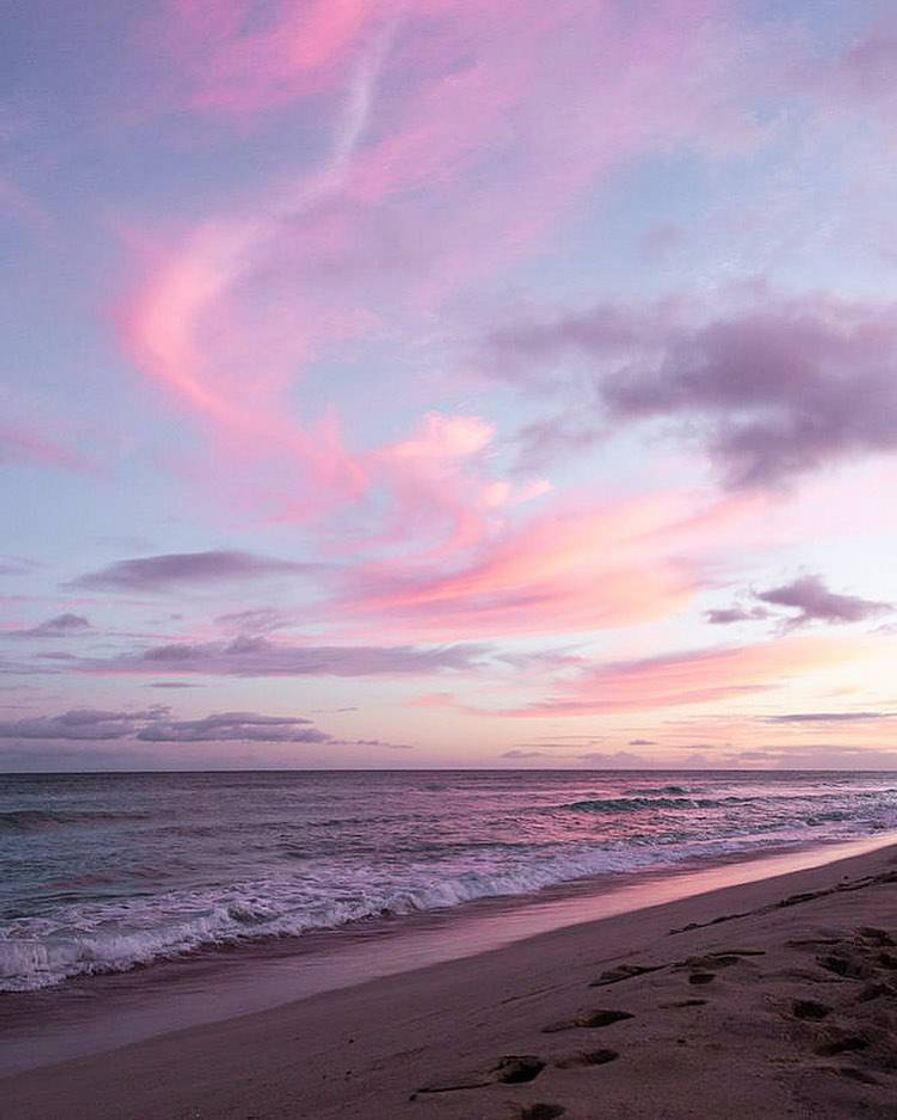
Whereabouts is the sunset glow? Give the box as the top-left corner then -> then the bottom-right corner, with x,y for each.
3,0 -> 896,769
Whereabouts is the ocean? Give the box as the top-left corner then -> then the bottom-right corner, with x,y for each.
2,769 -> 896,995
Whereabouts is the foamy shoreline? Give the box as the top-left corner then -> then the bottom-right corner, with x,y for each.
3,840 -> 896,1119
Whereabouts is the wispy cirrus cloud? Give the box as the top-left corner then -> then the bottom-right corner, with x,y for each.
145,0 -> 384,121
508,635 -> 870,717
0,423 -> 95,475
119,0 -> 767,531
342,490 -> 766,638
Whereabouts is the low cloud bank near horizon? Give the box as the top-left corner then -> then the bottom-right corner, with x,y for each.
0,706 -> 329,744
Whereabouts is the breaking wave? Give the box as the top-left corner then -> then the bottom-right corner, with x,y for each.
563,797 -> 721,813
0,832 -> 800,992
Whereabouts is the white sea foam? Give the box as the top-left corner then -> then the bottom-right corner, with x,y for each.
2,772 -> 895,992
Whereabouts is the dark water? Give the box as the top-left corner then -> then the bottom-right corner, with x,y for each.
2,769 -> 896,992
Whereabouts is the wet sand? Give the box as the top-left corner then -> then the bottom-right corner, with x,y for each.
3,843 -> 896,1119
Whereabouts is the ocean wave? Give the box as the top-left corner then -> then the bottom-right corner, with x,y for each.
0,809 -> 150,832
623,785 -> 690,796
0,831 -> 822,993
562,797 -> 721,813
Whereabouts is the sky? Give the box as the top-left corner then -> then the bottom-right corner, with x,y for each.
2,0 -> 897,771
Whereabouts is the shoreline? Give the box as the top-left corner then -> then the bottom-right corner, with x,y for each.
3,840 -> 896,1118
2,830 -> 895,1077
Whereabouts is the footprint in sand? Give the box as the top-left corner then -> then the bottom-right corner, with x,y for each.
554,1048 -> 619,1069
412,1055 -> 546,1096
510,1105 -> 566,1120
542,1009 -> 634,1033
791,998 -> 832,1021
814,1032 -> 871,1057
834,1066 -> 880,1085
589,963 -> 662,986
816,950 -> 874,980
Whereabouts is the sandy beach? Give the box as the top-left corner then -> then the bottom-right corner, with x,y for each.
2,842 -> 895,1120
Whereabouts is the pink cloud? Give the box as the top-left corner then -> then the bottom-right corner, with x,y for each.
341,490 -> 767,638
0,422 -> 95,475
118,0 -> 773,533
363,412 -> 550,557
515,635 -> 870,716
148,0 -> 381,119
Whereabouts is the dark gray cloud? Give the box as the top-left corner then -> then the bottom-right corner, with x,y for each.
491,297 -> 897,488
69,550 -> 318,592
501,749 -> 547,759
762,711 -> 890,724
10,613 -> 92,638
756,575 -> 892,627
78,635 -> 489,678
628,738 -> 657,746
137,712 -> 330,743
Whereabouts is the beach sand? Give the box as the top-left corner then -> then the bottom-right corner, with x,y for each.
3,843 -> 896,1119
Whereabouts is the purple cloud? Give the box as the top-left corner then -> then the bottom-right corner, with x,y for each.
69,550 -> 319,591
578,750 -> 649,767
755,574 -> 892,627
0,706 -> 335,744
491,297 -> 897,487
10,613 -> 92,638
0,556 -> 33,576
0,423 -> 94,474
347,738 -> 415,751
628,738 -> 657,746
762,711 -> 890,724
0,708 -> 164,740
214,608 -> 292,634
501,749 -> 548,759
136,712 -> 330,743
720,744 -> 897,770
76,635 -> 489,678
705,606 -> 770,625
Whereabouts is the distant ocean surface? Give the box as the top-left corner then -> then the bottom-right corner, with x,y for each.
2,770 -> 896,993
